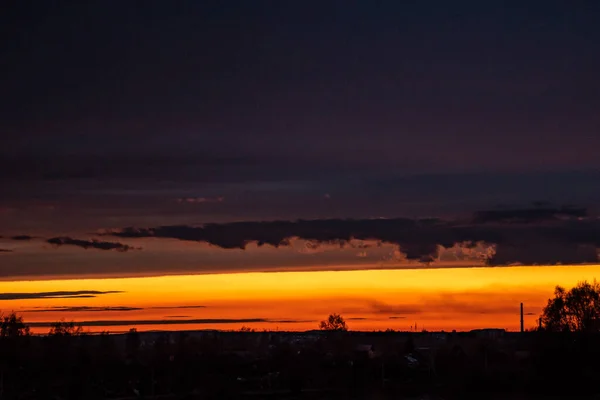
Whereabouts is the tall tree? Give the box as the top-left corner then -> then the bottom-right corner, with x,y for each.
540,280 -> 600,332
0,313 -> 30,338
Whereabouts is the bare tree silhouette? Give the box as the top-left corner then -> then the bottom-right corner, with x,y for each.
239,326 -> 255,332
48,320 -> 84,336
319,313 -> 348,331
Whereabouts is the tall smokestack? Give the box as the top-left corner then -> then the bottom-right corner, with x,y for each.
520,303 -> 524,333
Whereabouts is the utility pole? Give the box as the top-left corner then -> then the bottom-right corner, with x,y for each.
520,302 -> 524,333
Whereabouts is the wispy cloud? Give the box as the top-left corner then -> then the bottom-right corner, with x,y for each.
21,305 -> 206,313
367,301 -> 422,315
22,306 -> 141,312
176,196 -> 224,204
47,237 -> 139,252
10,235 -> 35,241
27,318 -> 306,327
473,206 -> 586,224
148,305 -> 206,310
342,295 -> 534,318
0,290 -> 122,300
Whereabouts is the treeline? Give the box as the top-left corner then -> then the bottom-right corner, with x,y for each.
0,314 -> 233,399
2,315 -> 600,399
1,313 -> 83,338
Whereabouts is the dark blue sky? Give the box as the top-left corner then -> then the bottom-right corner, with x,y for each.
2,0 -> 600,229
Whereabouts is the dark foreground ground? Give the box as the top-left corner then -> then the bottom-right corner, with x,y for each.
1,329 -> 600,399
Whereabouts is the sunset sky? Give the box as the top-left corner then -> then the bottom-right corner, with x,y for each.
2,1 -> 600,332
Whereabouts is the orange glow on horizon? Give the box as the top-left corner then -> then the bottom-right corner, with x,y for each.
1,265 -> 599,334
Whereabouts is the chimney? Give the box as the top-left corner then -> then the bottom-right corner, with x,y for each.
520,303 -> 524,333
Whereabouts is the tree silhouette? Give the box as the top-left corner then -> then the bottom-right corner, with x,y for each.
0,313 -> 30,337
239,326 -> 255,332
48,320 -> 84,336
319,313 -> 348,331
540,280 -> 600,332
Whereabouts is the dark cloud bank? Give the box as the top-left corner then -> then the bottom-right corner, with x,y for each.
106,206 -> 600,265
